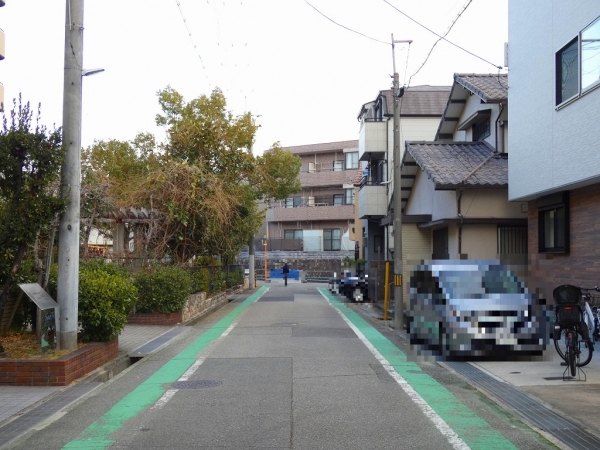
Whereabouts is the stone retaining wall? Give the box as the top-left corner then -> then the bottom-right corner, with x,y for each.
127,280 -> 248,326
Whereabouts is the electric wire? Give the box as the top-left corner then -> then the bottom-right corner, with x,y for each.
382,0 -> 502,71
175,0 -> 206,70
407,0 -> 473,86
303,0 -> 389,45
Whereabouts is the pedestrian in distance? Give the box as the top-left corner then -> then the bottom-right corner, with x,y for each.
283,262 -> 289,286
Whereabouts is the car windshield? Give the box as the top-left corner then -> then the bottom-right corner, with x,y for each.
438,268 -> 524,298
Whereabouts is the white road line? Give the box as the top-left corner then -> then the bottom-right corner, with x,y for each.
150,289 -> 269,411
320,291 -> 471,450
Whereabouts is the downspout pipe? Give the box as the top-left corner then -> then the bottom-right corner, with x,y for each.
495,103 -> 505,153
457,189 -> 464,257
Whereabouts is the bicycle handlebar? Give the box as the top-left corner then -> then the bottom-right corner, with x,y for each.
580,286 -> 600,292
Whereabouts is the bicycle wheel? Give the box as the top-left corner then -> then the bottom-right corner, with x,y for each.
554,331 -> 567,361
554,329 -> 593,367
577,336 -> 594,367
566,334 -> 577,376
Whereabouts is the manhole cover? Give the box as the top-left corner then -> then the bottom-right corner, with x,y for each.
172,380 -> 222,389
509,372 -> 521,374
271,323 -> 298,327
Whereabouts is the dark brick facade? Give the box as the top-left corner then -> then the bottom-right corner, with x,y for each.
528,184 -> 600,302
0,338 -> 118,386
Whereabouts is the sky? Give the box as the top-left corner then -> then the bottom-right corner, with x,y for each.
1,0 -> 508,154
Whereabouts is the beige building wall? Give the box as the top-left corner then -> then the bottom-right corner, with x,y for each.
401,224 -> 431,298
460,190 -> 527,219
461,224 -> 498,260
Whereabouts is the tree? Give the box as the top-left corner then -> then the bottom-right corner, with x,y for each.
0,97 -> 66,348
114,87 -> 303,264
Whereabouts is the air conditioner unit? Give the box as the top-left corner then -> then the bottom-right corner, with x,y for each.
308,196 -> 315,207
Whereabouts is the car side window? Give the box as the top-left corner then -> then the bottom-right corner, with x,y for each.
411,270 -> 445,305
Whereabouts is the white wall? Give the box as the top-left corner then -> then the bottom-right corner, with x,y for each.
509,1 -> 600,200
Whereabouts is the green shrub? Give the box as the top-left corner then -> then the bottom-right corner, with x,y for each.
226,268 -> 244,288
190,268 -> 210,294
209,268 -> 226,294
134,265 -> 192,314
78,260 -> 137,342
47,260 -> 137,342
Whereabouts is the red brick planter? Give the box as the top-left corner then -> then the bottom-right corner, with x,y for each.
0,338 -> 118,386
126,311 -> 182,326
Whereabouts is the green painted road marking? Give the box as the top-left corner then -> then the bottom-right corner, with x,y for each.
63,286 -> 268,450
319,288 -> 518,450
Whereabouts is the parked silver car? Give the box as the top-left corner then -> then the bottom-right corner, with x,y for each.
408,260 -> 548,358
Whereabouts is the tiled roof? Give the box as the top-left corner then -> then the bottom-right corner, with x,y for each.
381,85 -> 450,116
405,141 -> 507,188
454,74 -> 508,103
282,140 -> 358,155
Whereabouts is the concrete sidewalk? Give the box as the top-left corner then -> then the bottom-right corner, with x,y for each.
0,323 -> 181,429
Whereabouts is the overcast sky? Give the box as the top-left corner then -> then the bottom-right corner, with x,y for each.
1,0 -> 508,154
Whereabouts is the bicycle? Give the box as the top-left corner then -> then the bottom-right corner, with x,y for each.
552,285 -> 596,376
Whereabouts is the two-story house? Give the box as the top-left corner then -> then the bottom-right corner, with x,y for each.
263,140 -> 360,255
397,74 -> 528,302
508,1 -> 600,300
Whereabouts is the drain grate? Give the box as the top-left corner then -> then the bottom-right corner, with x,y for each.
445,361 -> 600,450
171,380 -> 222,389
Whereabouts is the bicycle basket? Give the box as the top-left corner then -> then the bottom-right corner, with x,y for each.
553,285 -> 582,305
556,304 -> 582,327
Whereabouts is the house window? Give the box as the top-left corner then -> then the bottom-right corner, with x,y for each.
498,226 -> 528,255
582,18 -> 600,92
556,38 -> 579,104
286,196 -> 302,208
537,192 -> 569,253
284,229 -> 303,239
472,118 -> 490,141
333,194 -> 344,206
324,229 -> 341,251
345,152 -> 358,170
556,15 -> 600,106
345,188 -> 354,205
333,160 -> 344,171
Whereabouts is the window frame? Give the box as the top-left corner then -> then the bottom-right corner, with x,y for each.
333,160 -> 344,172
556,15 -> 600,108
284,229 -> 303,240
537,192 -> 569,254
345,152 -> 359,170
345,188 -> 354,205
324,228 -> 341,251
472,118 -> 491,142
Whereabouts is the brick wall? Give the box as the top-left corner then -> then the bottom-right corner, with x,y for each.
0,338 -> 118,386
528,183 -> 600,301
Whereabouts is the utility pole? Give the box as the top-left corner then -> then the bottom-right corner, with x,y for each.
248,144 -> 255,289
57,0 -> 84,350
391,35 -> 411,331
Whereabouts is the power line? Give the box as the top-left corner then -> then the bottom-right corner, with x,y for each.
303,0 -> 389,45
175,0 -> 207,71
382,0 -> 502,71
407,0 -> 473,86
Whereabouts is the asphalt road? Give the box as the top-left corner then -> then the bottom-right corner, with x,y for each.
7,284 -> 557,450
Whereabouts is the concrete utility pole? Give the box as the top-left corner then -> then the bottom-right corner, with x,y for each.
391,35 -> 411,331
57,0 -> 84,350
248,144 -> 255,290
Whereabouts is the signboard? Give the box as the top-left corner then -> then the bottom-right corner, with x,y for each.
18,283 -> 60,350
18,283 -> 58,310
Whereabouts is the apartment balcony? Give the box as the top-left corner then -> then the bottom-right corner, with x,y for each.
358,183 -> 387,219
266,203 -> 354,223
358,120 -> 387,162
299,168 -> 356,188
